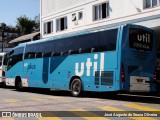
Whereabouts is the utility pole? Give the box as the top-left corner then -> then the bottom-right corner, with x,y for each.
1,30 -> 4,52
0,23 -> 6,52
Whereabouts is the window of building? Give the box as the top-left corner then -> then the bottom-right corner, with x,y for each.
93,2 -> 109,21
56,17 -> 68,32
72,13 -> 77,21
78,11 -> 83,20
43,21 -> 53,35
72,11 -> 83,22
144,0 -> 160,8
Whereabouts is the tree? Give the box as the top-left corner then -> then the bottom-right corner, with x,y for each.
0,23 -> 7,29
16,15 -> 36,36
0,23 -> 8,39
0,23 -> 7,39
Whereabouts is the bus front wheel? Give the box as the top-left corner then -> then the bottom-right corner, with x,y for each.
71,78 -> 82,97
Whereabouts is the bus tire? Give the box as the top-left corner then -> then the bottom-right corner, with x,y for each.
71,78 -> 82,97
15,77 -> 23,91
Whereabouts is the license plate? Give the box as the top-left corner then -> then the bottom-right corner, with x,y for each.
137,79 -> 143,82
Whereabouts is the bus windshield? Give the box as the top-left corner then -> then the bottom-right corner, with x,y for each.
129,28 -> 153,51
3,53 -> 8,66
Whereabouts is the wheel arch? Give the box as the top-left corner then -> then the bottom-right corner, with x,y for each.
15,76 -> 21,86
69,76 -> 83,90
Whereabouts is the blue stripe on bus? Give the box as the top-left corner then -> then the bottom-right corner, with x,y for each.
50,56 -> 67,74
43,58 -> 49,84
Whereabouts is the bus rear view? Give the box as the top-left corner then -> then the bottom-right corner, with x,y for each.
121,25 -> 157,92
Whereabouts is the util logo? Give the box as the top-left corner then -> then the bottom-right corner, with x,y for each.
137,34 -> 150,43
75,53 -> 104,76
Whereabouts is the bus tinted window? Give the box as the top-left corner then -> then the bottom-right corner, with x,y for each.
25,28 -> 118,59
25,40 -> 56,59
56,38 -> 75,56
43,40 -> 56,57
75,32 -> 100,53
25,44 -> 37,59
3,54 -> 8,65
8,47 -> 24,70
129,29 -> 153,51
100,29 -> 118,51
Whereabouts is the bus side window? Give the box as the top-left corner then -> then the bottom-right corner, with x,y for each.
75,32 -> 100,54
30,53 -> 35,59
100,29 -> 118,51
55,37 -> 75,56
36,52 -> 43,58
84,48 -> 90,53
25,53 -> 28,59
43,52 -> 51,58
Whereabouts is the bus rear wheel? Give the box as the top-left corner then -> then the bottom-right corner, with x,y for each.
15,78 -> 23,91
71,78 -> 82,97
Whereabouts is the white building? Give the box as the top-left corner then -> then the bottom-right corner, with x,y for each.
40,0 -> 160,49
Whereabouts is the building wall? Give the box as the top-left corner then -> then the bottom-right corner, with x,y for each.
41,0 -> 92,17
40,0 -> 160,40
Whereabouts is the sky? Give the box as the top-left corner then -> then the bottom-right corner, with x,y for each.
0,0 -> 40,26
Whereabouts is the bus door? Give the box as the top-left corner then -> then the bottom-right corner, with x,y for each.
23,53 -> 40,88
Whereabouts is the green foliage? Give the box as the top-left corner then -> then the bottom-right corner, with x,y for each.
16,15 -> 37,36
0,23 -> 7,29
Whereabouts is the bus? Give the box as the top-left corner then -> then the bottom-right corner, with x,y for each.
0,52 -> 7,84
5,24 -> 157,96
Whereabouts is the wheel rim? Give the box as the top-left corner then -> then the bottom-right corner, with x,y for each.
72,81 -> 80,95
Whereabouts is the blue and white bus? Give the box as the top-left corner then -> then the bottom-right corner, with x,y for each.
5,24 -> 157,96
